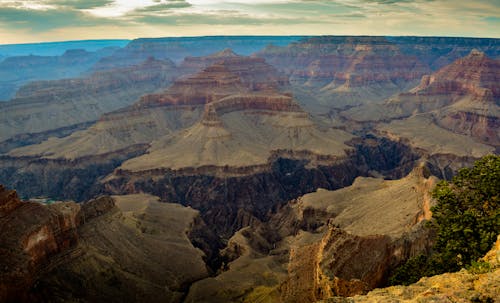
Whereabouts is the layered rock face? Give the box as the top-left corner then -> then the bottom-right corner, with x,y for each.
318,235 -> 500,303
0,57 -> 178,145
257,36 -> 500,113
256,36 -> 430,110
427,51 -> 500,146
92,55 -> 362,237
341,51 -> 499,177
184,166 -> 437,302
0,186 -> 212,303
5,54 -> 286,160
179,48 -> 242,75
0,184 -> 82,302
0,47 -> 118,100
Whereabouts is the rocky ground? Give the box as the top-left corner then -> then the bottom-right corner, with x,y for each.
318,235 -> 500,303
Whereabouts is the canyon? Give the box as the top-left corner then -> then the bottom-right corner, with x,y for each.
0,36 -> 498,302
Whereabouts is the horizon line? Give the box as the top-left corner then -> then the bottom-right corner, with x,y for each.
1,34 -> 499,47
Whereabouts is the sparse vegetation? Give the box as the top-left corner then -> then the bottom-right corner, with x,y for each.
390,155 -> 500,285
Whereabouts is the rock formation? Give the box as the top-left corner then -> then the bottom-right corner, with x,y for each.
341,51 -> 499,177
1,36 -> 498,303
0,57 -> 178,145
317,235 -> 500,303
184,166 -> 437,302
256,36 -> 430,111
0,185 -> 212,303
179,48 -> 242,75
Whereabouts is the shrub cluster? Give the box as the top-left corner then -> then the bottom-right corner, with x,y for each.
390,155 -> 500,285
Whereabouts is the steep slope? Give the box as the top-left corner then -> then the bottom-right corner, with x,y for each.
342,51 -> 499,176
0,185 -> 211,303
317,235 -> 500,303
0,57 -> 178,145
185,166 -> 437,302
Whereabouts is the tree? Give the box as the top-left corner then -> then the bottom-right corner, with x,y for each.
390,155 -> 500,285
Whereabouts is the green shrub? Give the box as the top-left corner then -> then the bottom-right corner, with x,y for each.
389,155 -> 500,285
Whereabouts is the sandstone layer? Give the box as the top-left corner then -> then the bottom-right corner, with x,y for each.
185,166 -> 437,302
317,235 -> 500,303
256,36 -> 430,111
341,51 -> 499,176
0,185 -> 211,303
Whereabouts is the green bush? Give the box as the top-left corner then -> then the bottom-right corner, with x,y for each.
389,155 -> 500,285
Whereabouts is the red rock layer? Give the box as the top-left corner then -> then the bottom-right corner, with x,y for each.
135,56 -> 288,108
413,50 -> 500,100
438,111 -> 500,146
0,186 -> 115,302
257,36 -> 429,88
179,48 -> 241,74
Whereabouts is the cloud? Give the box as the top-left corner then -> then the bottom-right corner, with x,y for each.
46,0 -> 114,9
0,6 -> 121,31
0,0 -> 498,43
135,1 -> 192,13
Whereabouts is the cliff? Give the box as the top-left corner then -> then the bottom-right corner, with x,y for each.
0,186 -> 211,302
184,166 -> 438,302
342,51 -> 499,167
92,36 -> 302,70
256,36 -> 430,111
318,235 -> 500,303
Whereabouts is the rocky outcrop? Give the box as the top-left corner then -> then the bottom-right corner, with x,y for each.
318,234 -> 500,303
0,188 -> 212,303
185,166 -> 437,302
410,49 -> 499,99
342,51 -> 500,165
0,185 -> 82,302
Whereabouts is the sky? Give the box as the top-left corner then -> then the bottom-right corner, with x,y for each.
0,0 -> 499,44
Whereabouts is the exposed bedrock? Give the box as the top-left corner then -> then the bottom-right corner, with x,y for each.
0,187 -> 213,303
0,144 -> 148,202
0,185 -> 114,302
0,121 -> 95,154
105,157 -> 361,238
184,165 -> 437,302
280,226 -> 434,302
103,136 -> 420,238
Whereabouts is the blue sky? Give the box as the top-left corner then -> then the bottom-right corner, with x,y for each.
0,0 -> 499,43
